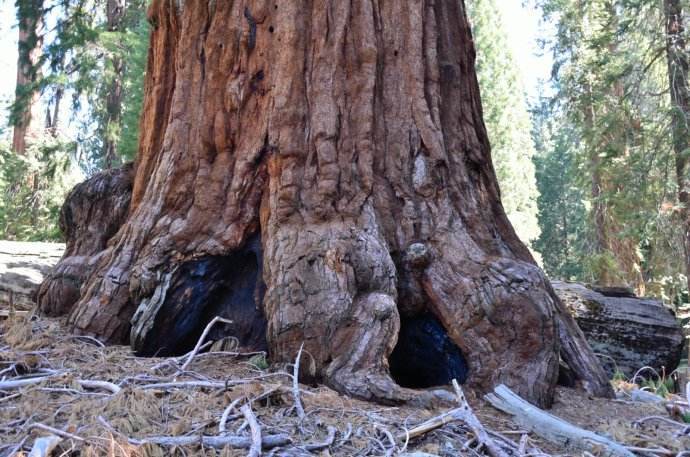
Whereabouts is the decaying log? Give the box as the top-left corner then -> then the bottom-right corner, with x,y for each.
485,384 -> 634,457
0,241 -> 64,310
552,281 -> 684,377
36,164 -> 134,317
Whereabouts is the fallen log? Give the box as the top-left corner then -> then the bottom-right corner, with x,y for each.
552,281 -> 684,378
485,384 -> 634,457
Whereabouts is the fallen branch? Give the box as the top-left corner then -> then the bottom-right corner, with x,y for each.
485,384 -> 634,457
241,403 -> 262,457
624,446 -> 673,456
77,379 -> 121,395
134,433 -> 291,449
395,380 -> 506,457
0,375 -> 55,390
178,316 -> 233,373
28,423 -> 85,442
137,373 -> 292,391
633,415 -> 688,429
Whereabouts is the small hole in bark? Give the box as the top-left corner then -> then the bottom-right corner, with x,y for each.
394,50 -> 398,56
389,313 -> 468,388
269,26 -> 274,33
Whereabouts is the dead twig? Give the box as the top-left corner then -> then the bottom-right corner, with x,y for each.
77,379 -> 121,395
28,423 -> 85,442
219,397 -> 244,434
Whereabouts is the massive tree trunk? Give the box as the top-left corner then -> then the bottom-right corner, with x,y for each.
11,0 -> 44,154
664,0 -> 690,294
40,0 -> 611,407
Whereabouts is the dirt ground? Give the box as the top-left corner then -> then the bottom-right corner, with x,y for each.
0,312 -> 688,457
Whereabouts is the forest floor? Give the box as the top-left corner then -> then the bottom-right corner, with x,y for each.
1,310 -> 689,457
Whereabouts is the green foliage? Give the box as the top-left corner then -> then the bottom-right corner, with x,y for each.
33,0 -> 150,171
118,15 -> 150,161
467,0 -> 542,250
532,0 -> 689,302
0,136 -> 81,241
640,374 -> 674,399
532,102 -> 589,279
248,354 -> 269,371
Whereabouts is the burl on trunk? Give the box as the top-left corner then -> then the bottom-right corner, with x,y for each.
38,0 -> 611,407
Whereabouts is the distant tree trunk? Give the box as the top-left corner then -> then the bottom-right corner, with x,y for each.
585,5 -> 645,292
664,0 -> 690,292
11,0 -> 44,154
40,0 -> 611,407
103,0 -> 126,168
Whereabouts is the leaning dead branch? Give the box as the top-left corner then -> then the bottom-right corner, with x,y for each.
451,380 -> 507,457
292,343 -> 306,420
219,397 -> 244,434
485,384 -> 634,457
177,316 -> 233,373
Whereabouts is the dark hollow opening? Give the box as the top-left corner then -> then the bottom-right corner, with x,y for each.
389,312 -> 469,388
135,233 -> 267,357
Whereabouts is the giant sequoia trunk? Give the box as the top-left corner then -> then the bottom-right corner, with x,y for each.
39,0 -> 611,407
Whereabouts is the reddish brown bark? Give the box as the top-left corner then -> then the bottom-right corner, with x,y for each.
40,0 -> 611,407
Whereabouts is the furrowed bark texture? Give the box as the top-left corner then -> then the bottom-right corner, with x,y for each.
42,0 -> 611,407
